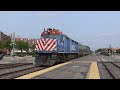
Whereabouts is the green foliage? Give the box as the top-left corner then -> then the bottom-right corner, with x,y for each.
0,40 -> 35,56
0,40 -> 12,49
16,41 -> 29,53
95,48 -> 102,53
0,42 -> 3,49
29,44 -> 35,52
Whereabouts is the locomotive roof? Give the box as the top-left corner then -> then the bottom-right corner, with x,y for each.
41,28 -> 89,49
41,28 -> 62,36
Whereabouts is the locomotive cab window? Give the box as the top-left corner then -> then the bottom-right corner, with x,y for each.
41,34 -> 60,40
41,35 -> 49,38
49,35 -> 60,39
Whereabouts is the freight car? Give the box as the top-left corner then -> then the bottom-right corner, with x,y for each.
34,28 -> 92,66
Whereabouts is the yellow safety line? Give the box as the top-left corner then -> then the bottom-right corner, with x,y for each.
86,62 -> 100,79
15,62 -> 71,79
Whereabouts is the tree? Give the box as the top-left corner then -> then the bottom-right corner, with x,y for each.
29,44 -> 35,52
0,42 -> 3,49
24,42 -> 29,54
95,48 -> 102,53
2,40 -> 12,51
16,41 -> 29,53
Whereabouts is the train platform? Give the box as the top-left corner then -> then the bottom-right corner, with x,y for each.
15,53 -> 120,79
16,53 -> 100,79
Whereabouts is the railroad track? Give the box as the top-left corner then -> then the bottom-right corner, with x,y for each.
103,55 -> 120,63
0,62 -> 48,79
96,54 -> 120,79
0,63 -> 33,70
0,66 -> 46,79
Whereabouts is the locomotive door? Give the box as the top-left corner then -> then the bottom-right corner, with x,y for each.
65,37 -> 70,52
58,35 -> 65,52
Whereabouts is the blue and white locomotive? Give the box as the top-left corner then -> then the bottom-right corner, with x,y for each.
35,28 -> 92,66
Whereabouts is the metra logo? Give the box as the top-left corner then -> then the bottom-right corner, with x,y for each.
71,45 -> 75,50
60,42 -> 64,46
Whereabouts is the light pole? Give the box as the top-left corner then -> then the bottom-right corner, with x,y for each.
10,32 -> 16,57
109,44 -> 112,57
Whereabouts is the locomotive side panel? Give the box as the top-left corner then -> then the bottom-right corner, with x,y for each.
57,34 -> 65,52
74,42 -> 79,53
70,40 -> 79,53
57,34 -> 71,53
78,43 -> 85,56
64,36 -> 71,53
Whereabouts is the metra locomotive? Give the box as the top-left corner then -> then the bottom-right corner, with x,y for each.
35,28 -> 92,66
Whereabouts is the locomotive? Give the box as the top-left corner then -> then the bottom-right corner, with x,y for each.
34,28 -> 92,66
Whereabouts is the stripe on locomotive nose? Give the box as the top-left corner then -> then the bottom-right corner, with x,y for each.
37,40 -> 42,51
39,39 -> 43,50
46,40 -> 54,51
44,39 -> 53,50
35,41 -> 40,51
35,38 -> 57,51
46,39 -> 57,51
40,39 -> 44,49
49,40 -> 57,51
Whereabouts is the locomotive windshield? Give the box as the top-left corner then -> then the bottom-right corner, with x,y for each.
41,35 -> 59,39
41,35 -> 49,38
49,35 -> 59,39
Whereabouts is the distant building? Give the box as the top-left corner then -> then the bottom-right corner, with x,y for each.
0,31 -> 11,54
102,48 -> 120,53
0,31 -> 11,42
0,31 -> 37,54
15,36 -> 37,46
112,48 -> 120,53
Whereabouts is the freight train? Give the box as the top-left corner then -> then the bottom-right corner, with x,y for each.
34,28 -> 92,66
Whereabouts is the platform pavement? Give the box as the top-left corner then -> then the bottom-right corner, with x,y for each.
33,53 -> 99,79
16,53 -> 100,79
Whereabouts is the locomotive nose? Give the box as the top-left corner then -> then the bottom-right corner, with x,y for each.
35,38 -> 57,51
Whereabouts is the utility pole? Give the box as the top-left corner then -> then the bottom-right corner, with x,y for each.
109,44 -> 112,57
10,32 -> 16,56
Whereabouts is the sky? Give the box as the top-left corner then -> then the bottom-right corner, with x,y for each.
0,11 -> 120,51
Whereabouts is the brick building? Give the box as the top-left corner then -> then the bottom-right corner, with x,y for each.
0,31 -> 11,42
0,31 -> 11,54
15,36 -> 37,46
0,32 -> 37,54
